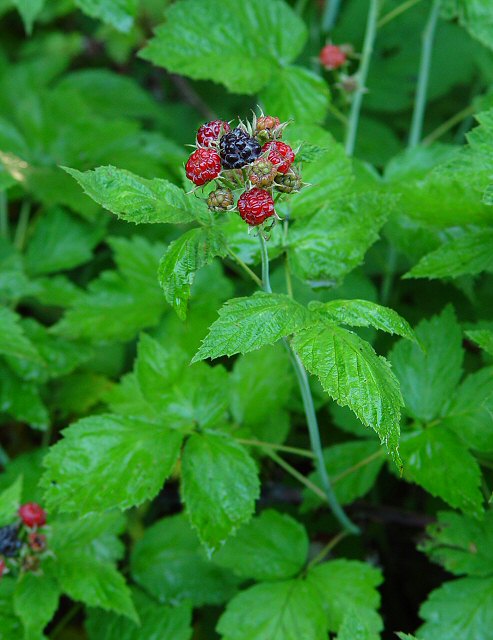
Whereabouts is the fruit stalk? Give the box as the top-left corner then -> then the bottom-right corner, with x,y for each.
258,234 -> 360,534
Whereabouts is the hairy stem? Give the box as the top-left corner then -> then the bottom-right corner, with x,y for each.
258,234 -> 360,534
408,0 -> 441,147
345,0 -> 381,156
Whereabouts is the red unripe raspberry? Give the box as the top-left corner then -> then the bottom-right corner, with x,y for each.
186,148 -> 222,186
262,141 -> 295,174
0,558 -> 5,579
237,188 -> 275,226
19,503 -> 46,528
196,120 -> 231,147
319,44 -> 347,70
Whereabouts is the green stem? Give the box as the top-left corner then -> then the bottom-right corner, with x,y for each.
0,191 -> 8,240
305,530 -> 349,571
226,247 -> 263,288
265,449 -> 327,501
377,0 -> 423,29
14,201 -> 30,251
236,437 -> 315,459
408,0 -> 441,147
322,0 -> 342,32
422,104 -> 475,146
258,235 -> 359,535
345,0 -> 381,156
380,243 -> 397,305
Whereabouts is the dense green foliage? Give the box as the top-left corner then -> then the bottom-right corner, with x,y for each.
1,0 -> 493,638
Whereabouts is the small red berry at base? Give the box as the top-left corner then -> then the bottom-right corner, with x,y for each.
196,120 -> 231,147
237,188 -> 275,226
0,558 -> 5,579
262,141 -> 295,174
186,148 -> 222,186
319,44 -> 347,70
28,532 -> 47,553
19,503 -> 46,528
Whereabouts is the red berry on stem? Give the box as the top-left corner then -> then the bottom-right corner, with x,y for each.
262,141 -> 295,174
196,120 -> 231,147
237,188 -> 275,226
19,503 -> 46,528
186,148 -> 222,186
319,44 -> 347,70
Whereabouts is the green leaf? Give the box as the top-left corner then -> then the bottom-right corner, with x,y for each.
400,428 -> 483,516
54,236 -> 165,341
260,66 -> 330,124
63,166 -> 195,225
310,299 -> 416,342
213,510 -> 309,581
140,0 -> 306,94
302,440 -> 385,511
466,329 -> 493,356
58,555 -> 137,621
418,577 -> 493,640
0,580 -> 22,638
0,476 -> 23,527
74,0 -> 138,32
288,193 -> 390,286
14,573 -> 59,638
422,510 -> 493,577
307,559 -> 383,636
134,334 -> 229,429
131,514 -> 239,607
216,579 -> 327,640
454,1 -> 493,51
405,229 -> 493,279
158,227 -> 227,320
440,367 -> 493,452
13,0 -> 45,34
390,307 -> 463,422
293,322 -> 403,464
41,414 -> 183,514
230,345 -> 294,444
86,589 -> 193,640
396,634 -> 420,640
0,307 -> 42,363
0,363 -> 49,430
181,431 -> 259,551
25,208 -> 104,276
337,612 -> 378,640
192,292 -> 309,362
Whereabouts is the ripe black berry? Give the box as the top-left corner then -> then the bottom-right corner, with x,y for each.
0,524 -> 21,557
219,127 -> 261,170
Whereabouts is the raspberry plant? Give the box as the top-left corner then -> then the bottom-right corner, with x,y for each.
1,1 -> 493,639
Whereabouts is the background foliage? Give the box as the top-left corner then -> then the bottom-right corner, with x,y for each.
1,0 -> 493,638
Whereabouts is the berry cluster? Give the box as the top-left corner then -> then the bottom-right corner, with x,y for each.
185,113 -> 304,228
0,502 -> 48,580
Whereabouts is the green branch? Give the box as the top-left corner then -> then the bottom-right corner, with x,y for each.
408,0 -> 441,147
258,234 -> 360,535
345,0 -> 381,156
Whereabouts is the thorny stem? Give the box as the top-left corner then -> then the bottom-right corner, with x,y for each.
322,0 -> 342,33
345,0 -> 381,156
258,234 -> 360,535
408,0 -> 441,147
377,0 -> 423,29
